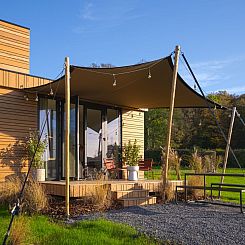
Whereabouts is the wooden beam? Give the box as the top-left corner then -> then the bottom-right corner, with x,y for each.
162,45 -> 180,200
219,106 -> 236,197
65,57 -> 70,218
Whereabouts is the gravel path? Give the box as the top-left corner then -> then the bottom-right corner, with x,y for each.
78,203 -> 245,245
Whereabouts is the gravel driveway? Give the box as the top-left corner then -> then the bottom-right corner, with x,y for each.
79,203 -> 245,245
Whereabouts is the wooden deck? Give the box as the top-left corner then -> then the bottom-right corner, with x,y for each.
41,179 -> 162,198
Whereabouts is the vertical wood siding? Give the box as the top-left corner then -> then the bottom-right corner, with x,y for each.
122,110 -> 144,159
0,87 -> 37,181
0,69 -> 52,88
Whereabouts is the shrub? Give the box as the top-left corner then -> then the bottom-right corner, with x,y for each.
162,182 -> 175,202
161,148 -> 182,180
169,149 -> 181,180
188,176 -> 204,200
213,155 -> 223,172
0,176 -> 22,207
216,148 -> 245,168
84,181 -> 112,211
144,150 -> 162,164
23,178 -> 48,214
145,148 -> 245,168
122,140 -> 141,166
203,155 -> 213,173
0,176 -> 48,214
25,131 -> 47,168
189,148 -> 203,173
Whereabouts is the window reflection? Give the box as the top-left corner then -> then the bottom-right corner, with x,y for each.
107,109 -> 120,164
39,98 -> 122,179
87,109 -> 102,169
63,103 -> 76,178
39,98 -> 57,179
79,105 -> 84,178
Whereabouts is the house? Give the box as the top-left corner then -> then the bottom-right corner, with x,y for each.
0,19 -> 144,181
0,19 -> 216,182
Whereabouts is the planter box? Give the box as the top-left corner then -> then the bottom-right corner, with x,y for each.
31,169 -> 46,182
127,166 -> 139,181
121,169 -> 144,180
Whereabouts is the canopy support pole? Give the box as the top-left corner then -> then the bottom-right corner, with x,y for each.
162,45 -> 180,201
65,57 -> 70,219
219,106 -> 236,198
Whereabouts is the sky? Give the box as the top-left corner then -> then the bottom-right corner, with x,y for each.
1,0 -> 245,95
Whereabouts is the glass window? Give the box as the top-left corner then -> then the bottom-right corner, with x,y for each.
79,105 -> 84,178
107,109 -> 121,164
39,98 -> 57,179
63,103 -> 76,178
87,108 -> 102,169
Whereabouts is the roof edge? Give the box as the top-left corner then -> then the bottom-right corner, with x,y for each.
70,56 -> 169,71
0,67 -> 53,82
167,56 -> 227,110
0,19 -> 30,30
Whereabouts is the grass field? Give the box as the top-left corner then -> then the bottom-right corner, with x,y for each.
147,167 -> 245,203
0,206 -> 159,245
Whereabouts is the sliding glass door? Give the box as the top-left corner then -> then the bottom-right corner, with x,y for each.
85,107 -> 121,170
86,108 -> 102,170
62,103 -> 76,179
39,97 -> 121,180
107,109 -> 121,165
78,104 -> 84,178
39,98 -> 57,180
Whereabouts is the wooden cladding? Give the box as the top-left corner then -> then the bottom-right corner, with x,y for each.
0,87 -> 37,181
122,110 -> 144,158
0,69 -> 52,88
0,20 -> 30,74
41,180 -> 161,197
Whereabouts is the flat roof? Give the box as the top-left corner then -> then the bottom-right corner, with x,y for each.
0,19 -> 30,30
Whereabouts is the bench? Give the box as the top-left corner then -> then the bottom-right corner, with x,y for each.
211,183 -> 245,189
138,159 -> 154,179
175,185 -> 245,213
210,182 -> 245,200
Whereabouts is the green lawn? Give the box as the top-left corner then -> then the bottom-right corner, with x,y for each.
201,169 -> 245,203
0,207 -> 159,245
147,167 -> 245,203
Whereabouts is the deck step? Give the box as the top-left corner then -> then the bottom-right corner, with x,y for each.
114,189 -> 149,199
110,183 -> 144,191
118,197 -> 157,207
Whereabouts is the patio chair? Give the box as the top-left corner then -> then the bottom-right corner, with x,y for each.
103,158 -> 122,180
138,159 -> 154,179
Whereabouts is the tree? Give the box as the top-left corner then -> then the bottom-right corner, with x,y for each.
144,109 -> 168,150
90,63 -> 114,68
144,91 -> 243,151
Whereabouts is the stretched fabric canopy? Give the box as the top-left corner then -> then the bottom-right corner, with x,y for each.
26,55 -> 221,109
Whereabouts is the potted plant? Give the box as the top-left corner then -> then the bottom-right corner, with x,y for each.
25,131 -> 47,181
122,140 -> 141,181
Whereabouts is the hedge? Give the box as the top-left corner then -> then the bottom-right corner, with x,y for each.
145,149 -> 245,168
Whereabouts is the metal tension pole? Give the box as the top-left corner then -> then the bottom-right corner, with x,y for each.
162,45 -> 180,200
219,106 -> 236,198
65,57 -> 70,218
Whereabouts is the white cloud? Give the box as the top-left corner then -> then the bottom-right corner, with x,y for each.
179,56 -> 245,91
74,2 -> 144,34
191,56 -> 245,69
79,2 -> 95,20
221,85 -> 245,94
